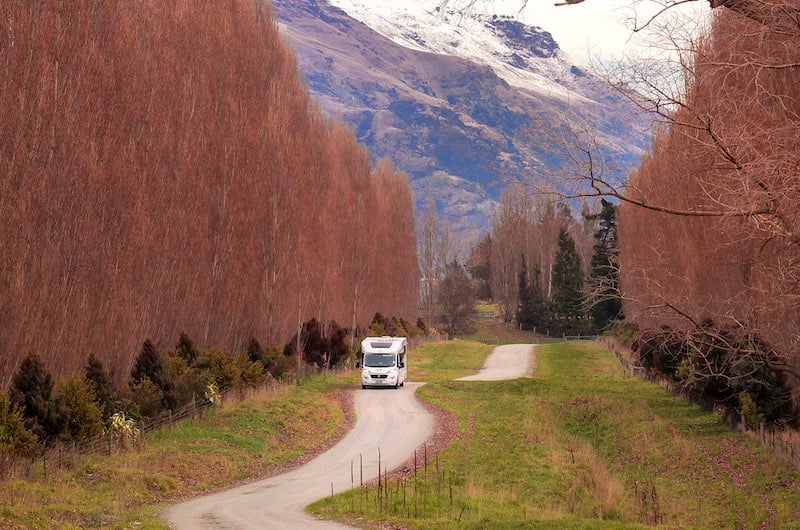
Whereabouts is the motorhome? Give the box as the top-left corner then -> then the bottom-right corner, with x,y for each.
360,336 -> 407,389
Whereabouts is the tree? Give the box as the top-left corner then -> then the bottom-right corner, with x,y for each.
129,340 -> 176,412
84,353 -> 117,421
247,338 -> 265,365
176,333 -> 199,366
58,378 -> 104,441
467,234 -> 493,299
586,199 -> 622,330
550,228 -> 586,332
516,255 -> 535,330
9,352 -> 67,443
436,260 -> 476,339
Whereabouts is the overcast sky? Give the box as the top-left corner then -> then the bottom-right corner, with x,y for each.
471,0 -> 711,64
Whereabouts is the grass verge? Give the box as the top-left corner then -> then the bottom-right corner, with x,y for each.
0,373 -> 355,529
310,341 -> 800,528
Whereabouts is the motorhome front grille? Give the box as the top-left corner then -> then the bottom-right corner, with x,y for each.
371,374 -> 388,379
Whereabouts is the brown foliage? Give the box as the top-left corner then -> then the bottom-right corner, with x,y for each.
619,4 -> 800,375
0,1 -> 418,385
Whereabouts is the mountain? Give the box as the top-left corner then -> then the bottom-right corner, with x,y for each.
273,0 -> 647,235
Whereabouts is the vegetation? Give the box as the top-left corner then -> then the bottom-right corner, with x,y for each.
313,340 -> 800,528
586,199 -> 622,331
0,1 -> 418,386
0,372 -> 355,528
436,261 -> 477,339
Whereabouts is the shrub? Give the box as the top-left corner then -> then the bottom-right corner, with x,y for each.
262,344 -> 291,379
57,377 -> 104,441
0,391 -> 38,460
128,378 -> 163,420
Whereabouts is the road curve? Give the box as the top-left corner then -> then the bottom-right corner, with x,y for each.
165,383 -> 433,529
456,343 -> 535,381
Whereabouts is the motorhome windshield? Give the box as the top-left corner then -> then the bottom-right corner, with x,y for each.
363,353 -> 396,367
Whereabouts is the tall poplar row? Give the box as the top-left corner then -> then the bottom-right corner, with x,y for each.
0,1 -> 418,384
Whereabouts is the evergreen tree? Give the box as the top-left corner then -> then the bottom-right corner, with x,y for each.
176,332 -> 199,366
529,265 -> 548,331
247,338 -> 265,365
516,255 -> 535,330
327,321 -> 350,367
587,199 -> 623,330
467,234 -> 493,299
129,340 -> 176,412
551,228 -> 586,332
84,353 -> 117,421
9,352 -> 67,443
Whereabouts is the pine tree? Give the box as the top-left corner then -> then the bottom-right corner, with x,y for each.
9,352 -> 67,443
176,332 -> 199,366
84,353 -> 117,421
129,340 -> 176,412
551,228 -> 586,333
587,199 -> 622,330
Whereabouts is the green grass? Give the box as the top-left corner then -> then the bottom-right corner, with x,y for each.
409,339 -> 494,383
0,373 -> 355,529
310,341 -> 800,528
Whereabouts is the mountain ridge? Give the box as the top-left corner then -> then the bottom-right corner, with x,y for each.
274,0 -> 647,234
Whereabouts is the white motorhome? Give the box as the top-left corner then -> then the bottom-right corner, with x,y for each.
360,336 -> 407,389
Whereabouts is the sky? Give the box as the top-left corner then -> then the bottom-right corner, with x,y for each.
462,0 -> 711,64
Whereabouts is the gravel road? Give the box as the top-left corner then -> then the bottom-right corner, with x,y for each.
457,343 -> 535,381
165,382 -> 433,529
165,344 -> 535,529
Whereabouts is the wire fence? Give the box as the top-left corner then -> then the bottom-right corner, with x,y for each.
597,336 -> 800,470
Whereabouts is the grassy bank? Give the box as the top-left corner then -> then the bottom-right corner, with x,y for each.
0,373 -> 355,529
311,341 -> 800,528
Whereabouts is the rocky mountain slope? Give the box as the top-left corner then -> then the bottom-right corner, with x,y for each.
273,0 -> 647,234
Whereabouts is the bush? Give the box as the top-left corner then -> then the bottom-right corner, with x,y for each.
0,391 -> 38,460
632,323 -> 797,426
130,340 -> 176,412
128,378 -> 163,420
57,378 -> 104,441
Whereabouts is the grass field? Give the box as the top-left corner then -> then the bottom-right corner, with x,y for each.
0,374 -> 354,529
310,341 -> 800,528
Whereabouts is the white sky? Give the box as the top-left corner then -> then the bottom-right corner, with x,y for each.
458,0 -> 711,64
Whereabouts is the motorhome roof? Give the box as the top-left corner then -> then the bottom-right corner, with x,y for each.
361,336 -> 406,354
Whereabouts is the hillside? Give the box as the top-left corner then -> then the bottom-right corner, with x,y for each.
274,0 -> 648,233
0,2 -> 418,384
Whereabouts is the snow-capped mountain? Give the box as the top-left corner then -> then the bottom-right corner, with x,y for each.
329,0 -> 589,102
274,0 -> 647,236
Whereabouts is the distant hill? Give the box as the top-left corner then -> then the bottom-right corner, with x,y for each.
274,0 -> 648,235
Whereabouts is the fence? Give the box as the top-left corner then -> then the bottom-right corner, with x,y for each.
597,336 -> 800,470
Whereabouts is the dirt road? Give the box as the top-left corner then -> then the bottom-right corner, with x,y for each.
165,383 -> 433,529
457,343 -> 535,381
165,344 -> 535,529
